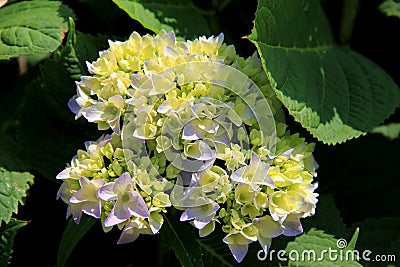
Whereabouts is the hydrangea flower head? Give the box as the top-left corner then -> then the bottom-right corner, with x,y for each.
58,30 -> 319,262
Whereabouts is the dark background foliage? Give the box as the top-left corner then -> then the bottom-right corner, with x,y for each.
0,0 -> 398,266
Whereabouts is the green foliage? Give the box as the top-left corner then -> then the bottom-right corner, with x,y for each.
57,216 -> 96,267
9,60 -> 94,179
0,133 -> 28,172
352,217 -> 400,266
0,0 -> 399,266
161,213 -> 257,267
249,0 -> 400,145
316,134 -> 400,222
0,219 -> 28,267
196,229 -> 237,267
161,213 -> 204,267
371,123 -> 400,140
379,0 -> 400,19
0,168 -> 34,225
0,28 -> 108,180
0,1 -> 74,60
54,17 -> 109,79
285,228 -> 362,266
58,18 -> 84,80
73,32 -> 109,66
301,195 -> 347,238
112,0 -> 210,39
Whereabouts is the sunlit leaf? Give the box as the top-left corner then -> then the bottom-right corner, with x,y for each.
0,1 -> 74,60
249,0 -> 400,145
0,168 -> 34,225
285,228 -> 362,266
112,0 -> 209,39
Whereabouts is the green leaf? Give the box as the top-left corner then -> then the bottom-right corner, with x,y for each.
285,228 -> 362,266
301,195 -> 347,238
112,0 -> 210,39
196,229 -> 237,267
0,1 -> 75,60
58,17 -> 84,80
56,18 -> 109,80
249,0 -> 400,145
371,123 -> 400,140
0,132 -> 28,172
379,0 -> 400,19
160,213 -> 204,267
347,228 -> 359,251
316,134 -> 400,222
11,59 -> 98,179
57,216 -> 96,267
198,231 -> 271,267
0,219 -> 28,267
0,168 -> 34,225
0,29 -> 106,179
352,217 -> 400,258
74,32 -> 109,70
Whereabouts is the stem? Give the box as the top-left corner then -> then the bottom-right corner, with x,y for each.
339,0 -> 360,46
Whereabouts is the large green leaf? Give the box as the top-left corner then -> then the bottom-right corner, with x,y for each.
112,0 -> 210,39
0,219 -> 28,267
57,216 -> 96,267
249,0 -> 400,145
0,1 -> 74,60
0,168 -> 34,225
161,213 -> 204,267
285,228 -> 362,266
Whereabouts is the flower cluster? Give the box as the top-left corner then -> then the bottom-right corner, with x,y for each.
58,30 -> 318,263
57,133 -> 170,243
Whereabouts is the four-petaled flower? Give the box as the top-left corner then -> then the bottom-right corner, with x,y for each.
180,199 -> 220,230
99,172 -> 150,227
231,152 -> 274,190
70,176 -> 105,219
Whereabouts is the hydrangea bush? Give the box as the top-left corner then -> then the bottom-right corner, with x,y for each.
57,31 -> 318,262
1,0 -> 399,266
